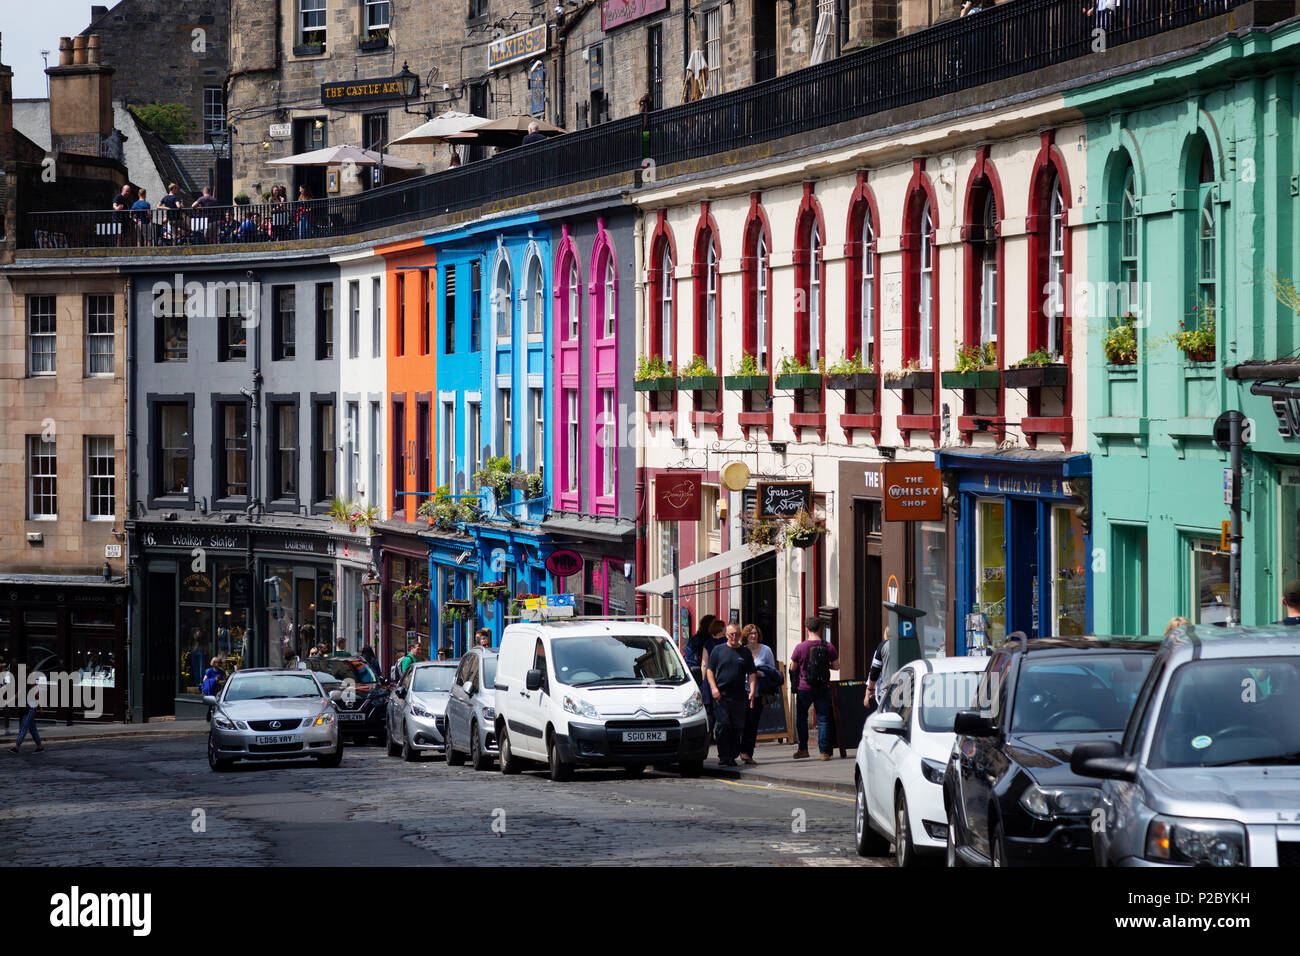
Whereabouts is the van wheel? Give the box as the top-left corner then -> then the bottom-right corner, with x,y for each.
470,721 -> 493,771
547,733 -> 573,782
498,726 -> 522,775
678,759 -> 703,778
445,725 -> 465,766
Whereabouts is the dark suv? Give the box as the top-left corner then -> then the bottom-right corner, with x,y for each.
943,637 -> 1159,867
304,656 -> 390,745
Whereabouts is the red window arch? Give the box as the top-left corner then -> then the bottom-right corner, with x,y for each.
647,211 -> 676,366
899,160 -> 941,444
691,203 -> 722,372
843,172 -> 882,442
741,193 -> 772,372
792,183 -> 826,370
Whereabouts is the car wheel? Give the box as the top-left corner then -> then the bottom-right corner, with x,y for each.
991,819 -> 1008,868
498,726 -> 522,775
945,813 -> 963,868
401,726 -> 418,762
318,736 -> 344,768
447,723 -> 467,770
855,777 -> 889,857
207,735 -> 232,772
678,759 -> 703,778
470,721 -> 493,771
895,789 -> 918,867
386,726 -> 401,757
623,763 -> 646,777
547,732 -> 572,782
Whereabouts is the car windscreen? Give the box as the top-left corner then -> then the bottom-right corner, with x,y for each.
311,659 -> 378,684
412,666 -> 456,693
1151,656 -> 1300,768
551,634 -> 688,687
1011,653 -> 1153,733
224,674 -> 323,701
919,671 -> 981,733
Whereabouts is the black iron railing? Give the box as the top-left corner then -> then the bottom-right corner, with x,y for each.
22,0 -> 1245,251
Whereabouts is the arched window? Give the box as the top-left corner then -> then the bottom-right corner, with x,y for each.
494,258 -> 512,340
1121,167 -> 1139,302
604,258 -> 616,339
861,216 -> 875,365
1047,178 -> 1065,358
918,200 -> 934,369
756,232 -> 769,370
794,194 -> 826,376
742,206 -> 771,375
1196,141 -> 1216,322
527,257 -> 543,335
694,220 -> 720,371
809,231 -> 822,367
566,257 -> 580,341
979,194 -> 997,347
705,238 -> 718,369
655,244 -> 674,365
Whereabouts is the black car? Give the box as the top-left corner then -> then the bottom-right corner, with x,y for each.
304,656 -> 390,745
943,637 -> 1159,867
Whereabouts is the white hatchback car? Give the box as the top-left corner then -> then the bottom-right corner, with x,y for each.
855,656 -> 986,866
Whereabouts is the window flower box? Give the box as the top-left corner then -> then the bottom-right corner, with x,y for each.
634,376 -> 677,392
826,372 -> 877,390
1003,364 -> 1068,390
293,42 -> 325,57
723,374 -> 770,392
677,374 -> 721,391
358,33 -> 389,52
774,372 -> 823,390
941,369 -> 1001,390
883,370 -> 933,391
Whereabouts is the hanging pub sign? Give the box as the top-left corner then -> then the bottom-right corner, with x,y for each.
545,550 -> 583,578
883,462 -> 944,522
756,481 -> 813,519
489,24 -> 547,70
321,74 -> 419,105
655,471 -> 703,522
602,0 -> 669,30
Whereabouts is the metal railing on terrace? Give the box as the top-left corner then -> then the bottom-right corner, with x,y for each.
22,0 -> 1246,252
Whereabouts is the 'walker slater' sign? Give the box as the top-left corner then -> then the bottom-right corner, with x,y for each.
883,462 -> 944,521
755,481 -> 813,519
321,74 -> 418,105
489,24 -> 547,70
602,0 -> 669,30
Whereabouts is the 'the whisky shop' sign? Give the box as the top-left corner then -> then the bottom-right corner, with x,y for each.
321,74 -> 418,105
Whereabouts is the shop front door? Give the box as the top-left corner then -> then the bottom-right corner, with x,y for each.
146,570 -> 177,718
1007,498 -> 1041,639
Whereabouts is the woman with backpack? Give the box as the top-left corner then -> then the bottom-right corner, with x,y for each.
740,624 -> 780,765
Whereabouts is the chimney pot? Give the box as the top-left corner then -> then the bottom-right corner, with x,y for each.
58,37 -> 73,67
87,35 -> 101,65
73,35 -> 88,66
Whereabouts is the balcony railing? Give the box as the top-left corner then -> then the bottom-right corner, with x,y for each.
21,0 -> 1247,251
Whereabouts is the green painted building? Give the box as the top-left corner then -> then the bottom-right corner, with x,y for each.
1074,14 -> 1300,633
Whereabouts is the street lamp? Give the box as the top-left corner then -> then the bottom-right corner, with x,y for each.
361,567 -> 382,653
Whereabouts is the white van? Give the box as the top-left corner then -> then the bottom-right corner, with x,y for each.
494,619 -> 709,780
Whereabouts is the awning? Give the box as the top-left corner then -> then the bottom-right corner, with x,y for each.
636,544 -> 774,596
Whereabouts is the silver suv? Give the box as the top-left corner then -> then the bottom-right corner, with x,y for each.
1073,625 -> 1300,867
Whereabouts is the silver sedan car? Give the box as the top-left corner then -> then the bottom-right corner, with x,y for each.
205,668 -> 343,771
386,660 -> 458,760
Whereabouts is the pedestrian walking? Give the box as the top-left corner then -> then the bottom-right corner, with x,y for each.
740,624 -> 777,764
9,674 -> 45,754
0,660 -> 12,736
331,637 -> 350,657
705,624 -> 756,767
1274,579 -> 1300,625
520,121 -> 547,146
865,629 -> 891,712
790,616 -> 838,760
360,644 -> 381,677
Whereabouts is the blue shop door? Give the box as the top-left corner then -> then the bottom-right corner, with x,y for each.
1007,499 -> 1041,639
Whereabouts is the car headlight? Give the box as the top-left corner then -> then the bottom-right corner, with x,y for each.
481,705 -> 496,721
309,710 -> 335,726
681,690 -> 704,718
1145,816 -> 1247,867
562,695 -> 599,719
410,703 -> 433,718
213,714 -> 236,731
921,758 -> 947,785
1019,785 -> 1100,819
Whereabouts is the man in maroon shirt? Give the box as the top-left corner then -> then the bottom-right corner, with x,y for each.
789,616 -> 838,759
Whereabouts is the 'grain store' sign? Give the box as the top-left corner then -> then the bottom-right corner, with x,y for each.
602,0 -> 669,30
321,74 -> 419,105
489,25 -> 547,70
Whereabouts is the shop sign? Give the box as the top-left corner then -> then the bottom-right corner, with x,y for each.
254,532 -> 337,557
655,471 -> 703,522
602,0 -> 668,30
975,472 -> 1068,499
140,529 -> 247,551
489,24 -> 547,70
545,550 -> 583,578
756,481 -> 813,519
883,462 -> 943,521
268,123 -> 291,139
321,74 -> 419,105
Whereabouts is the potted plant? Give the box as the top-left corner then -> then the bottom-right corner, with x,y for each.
747,518 -> 781,551
510,593 -> 541,616
942,341 -> 1001,390
419,486 -> 474,530
883,358 -> 930,390
782,508 -> 826,549
444,601 -> 471,624
724,352 -> 770,391
524,471 -> 544,500
1004,347 -> 1069,388
774,352 -> 824,390
826,350 -> 876,390
634,353 -> 676,391
359,28 -> 389,51
393,581 -> 428,604
474,580 -> 507,606
1175,300 -> 1215,362
473,455 -> 514,500
350,503 -> 380,531
677,354 -> 720,391
234,193 -> 251,206
327,497 -> 351,524
293,32 -> 325,56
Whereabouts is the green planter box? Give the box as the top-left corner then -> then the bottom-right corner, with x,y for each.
1003,364 -> 1068,389
677,374 -> 721,391
826,372 -> 877,390
883,371 -> 934,390
634,376 -> 677,392
775,372 -> 824,390
724,374 -> 771,391
941,369 -> 1002,390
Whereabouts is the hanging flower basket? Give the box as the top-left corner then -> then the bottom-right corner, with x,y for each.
510,593 -> 541,616
474,581 -> 507,606
394,582 -> 428,604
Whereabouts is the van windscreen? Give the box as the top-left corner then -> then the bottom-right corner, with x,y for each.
550,634 -> 688,687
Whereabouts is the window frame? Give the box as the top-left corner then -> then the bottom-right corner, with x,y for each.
149,396 -> 195,507
299,0 -> 326,46
27,295 -> 57,376
273,285 -> 296,361
268,396 -> 301,508
348,280 -> 361,359
28,435 -> 58,520
213,397 -> 251,505
470,260 -> 482,352
312,395 -> 337,509
495,257 -> 513,341
315,282 -> 334,360
84,294 -> 114,376
85,435 -> 115,521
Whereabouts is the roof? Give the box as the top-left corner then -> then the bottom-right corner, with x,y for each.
901,656 -> 990,675
171,145 -> 217,195
935,447 -> 1092,476
502,619 -> 670,639
539,513 -> 636,544
1165,624 -> 1300,660
125,109 -> 196,199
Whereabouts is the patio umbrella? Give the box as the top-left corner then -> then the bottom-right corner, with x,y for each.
446,115 -> 563,147
386,111 -> 489,146
266,144 -> 421,169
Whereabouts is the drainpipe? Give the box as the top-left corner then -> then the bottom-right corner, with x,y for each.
124,275 -> 138,722
633,211 -> 647,619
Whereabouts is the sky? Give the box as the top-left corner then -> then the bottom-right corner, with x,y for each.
2,0 -> 110,99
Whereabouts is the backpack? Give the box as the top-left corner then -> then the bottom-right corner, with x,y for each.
804,642 -> 832,685
757,664 -> 784,695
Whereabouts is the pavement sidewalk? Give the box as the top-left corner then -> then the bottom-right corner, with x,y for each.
2,718 -> 210,746
699,740 -> 856,795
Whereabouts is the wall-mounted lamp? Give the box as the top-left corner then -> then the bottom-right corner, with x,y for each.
313,119 -> 324,130
261,141 -> 271,150
770,441 -> 787,455
878,445 -> 897,459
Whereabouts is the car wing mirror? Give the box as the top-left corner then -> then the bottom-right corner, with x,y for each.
396,686 -> 407,698
328,690 -> 342,701
202,695 -> 219,706
953,710 -> 997,737
868,711 -> 906,735
1070,740 -> 1136,781
525,669 -> 543,692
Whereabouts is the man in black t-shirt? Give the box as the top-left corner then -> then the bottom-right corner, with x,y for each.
705,627 -> 756,767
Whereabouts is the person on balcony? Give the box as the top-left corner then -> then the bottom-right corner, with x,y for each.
130,187 -> 152,246
296,185 -> 314,239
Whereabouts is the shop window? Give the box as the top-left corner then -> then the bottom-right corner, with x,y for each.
975,500 -> 1007,647
1191,539 -> 1230,625
1051,506 -> 1087,636
912,520 -> 947,655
